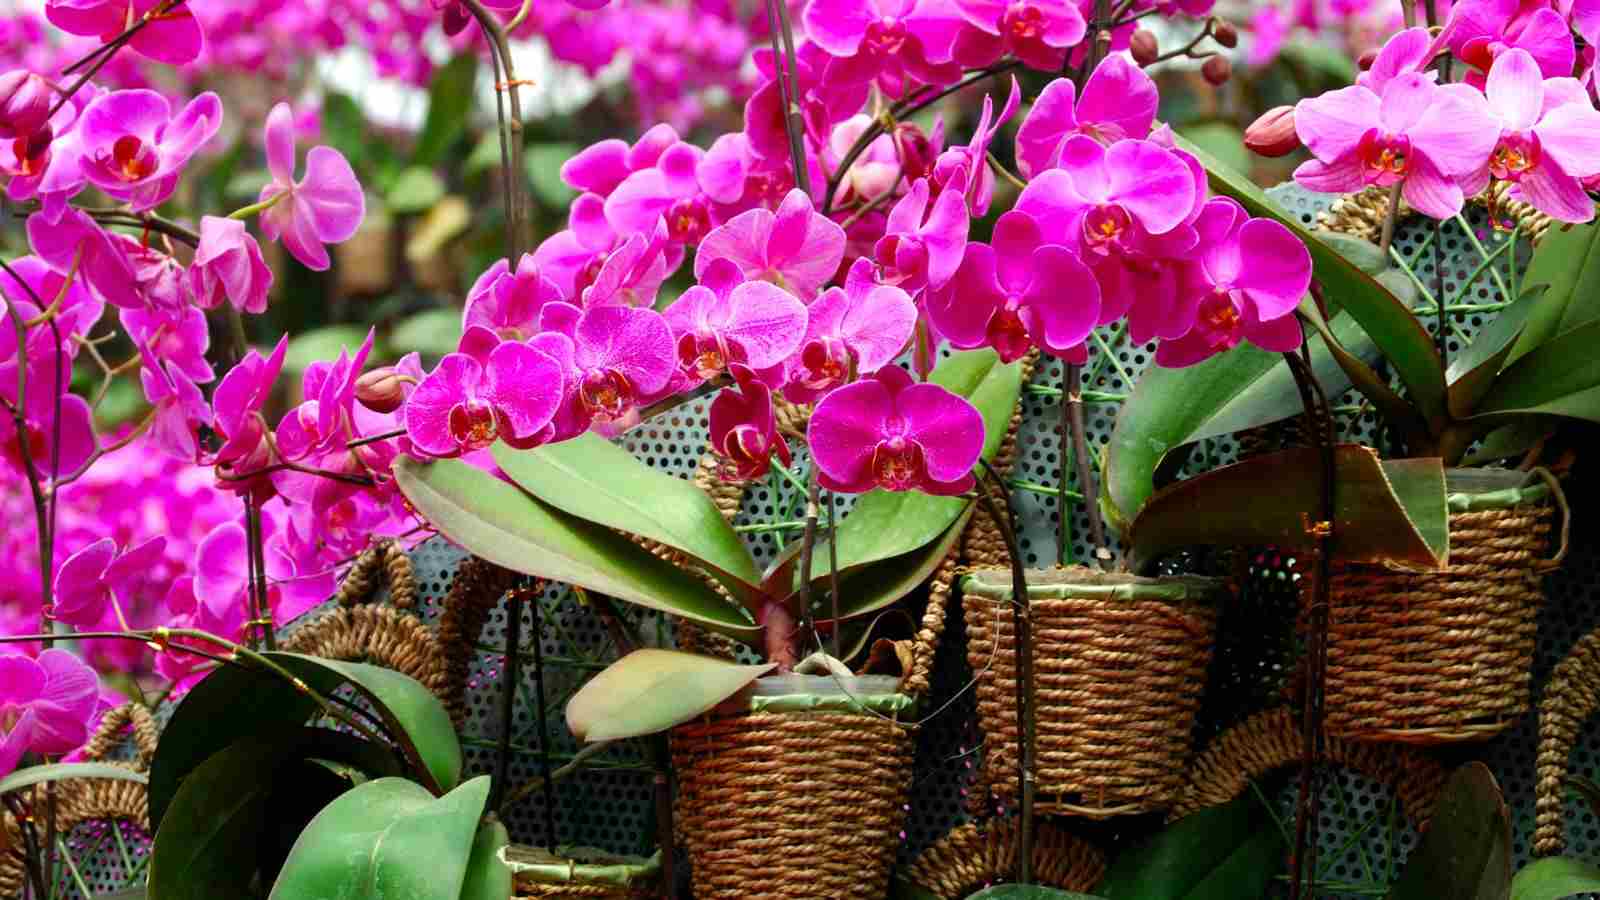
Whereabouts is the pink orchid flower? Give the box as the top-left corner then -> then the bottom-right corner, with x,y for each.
949,0 -> 1087,70
874,177 -> 969,293
931,77 -> 1020,215
464,254 -> 566,341
1461,48 -> 1600,223
538,303 -> 678,436
696,189 -> 847,299
45,0 -> 206,65
697,132 -> 813,225
193,519 -> 331,632
802,0 -> 963,87
1356,27 -> 1443,93
139,352 -> 211,461
404,341 -> 565,458
664,258 -> 808,386
927,210 -> 1101,363
809,364 -> 984,495
211,335 -> 288,496
26,209 -> 140,310
1016,56 -> 1159,178
1448,0 -> 1576,87
533,194 -> 681,304
0,70 -> 51,140
1,256 -> 102,375
1014,136 -> 1198,261
601,140 -> 713,243
259,102 -> 365,271
1293,73 -> 1498,219
1,649 -> 98,776
154,576 -> 237,689
561,123 -> 683,197
190,216 -> 273,314
1155,198 -> 1312,367
709,364 -> 790,481
120,304 -> 214,386
76,89 -> 221,212
581,222 -> 676,307
50,536 -> 168,628
743,44 -> 870,164
1,366 -> 96,478
784,258 -> 918,403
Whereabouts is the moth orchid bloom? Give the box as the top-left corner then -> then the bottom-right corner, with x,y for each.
1448,0 -> 1576,87
709,365 -> 790,481
120,303 -> 214,385
696,189 -> 847,300
601,141 -> 713,243
1293,73 -> 1499,219
1155,199 -> 1312,367
464,254 -> 566,341
927,210 -> 1100,363
1462,48 -> 1600,223
0,366 -> 97,478
26,209 -> 140,310
45,0 -> 206,64
404,342 -> 565,458
743,44 -> 869,164
154,576 -> 240,688
534,194 -> 681,304
0,256 -> 102,368
950,0 -> 1087,71
1016,137 -> 1197,258
874,178 -> 969,293
931,77 -> 1019,215
0,649 -> 99,778
561,123 -> 683,197
0,70 -> 51,140
540,303 -> 677,435
801,0 -> 964,87
211,335 -> 288,498
663,258 -> 807,387
1356,27 -> 1444,93
786,259 -> 918,403
809,365 -> 984,495
76,90 -> 221,212
190,216 -> 273,314
1016,56 -> 1159,177
139,351 -> 211,461
258,102 -> 365,271
50,537 -> 168,629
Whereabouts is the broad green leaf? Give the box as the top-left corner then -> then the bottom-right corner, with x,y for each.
412,54 -> 478,166
566,649 -> 775,742
1175,122 -> 1250,175
1511,857 -> 1600,900
0,762 -> 146,796
1098,794 -> 1285,900
269,776 -> 490,900
1461,421 -> 1555,466
1389,763 -> 1510,900
285,325 -> 371,373
1448,290 -> 1538,418
526,143 -> 580,207
1510,219 -> 1600,363
1177,134 -> 1447,426
821,507 -> 972,622
386,166 -> 446,214
461,819 -> 512,900
258,757 -> 368,888
273,654 -> 462,794
389,308 -> 462,357
495,433 -> 762,606
394,456 -> 757,639
1476,320 -> 1600,421
148,736 -> 292,900
969,888 -> 1108,899
1125,445 -> 1448,571
818,349 -> 1022,577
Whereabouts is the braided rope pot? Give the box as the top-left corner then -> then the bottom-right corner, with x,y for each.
964,567 -> 1223,819
1312,469 -> 1565,744
1534,623 -> 1600,856
900,817 -> 1106,898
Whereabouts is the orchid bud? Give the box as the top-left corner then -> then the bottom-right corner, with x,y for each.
1202,55 -> 1232,86
893,121 -> 938,182
1212,18 -> 1238,48
1130,29 -> 1160,66
1244,105 -> 1301,158
355,367 -> 408,413
0,70 -> 52,140
1357,48 -> 1379,70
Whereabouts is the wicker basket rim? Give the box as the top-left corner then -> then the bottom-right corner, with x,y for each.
504,846 -> 660,886
962,565 -> 1225,603
1445,469 -> 1550,511
745,673 -> 915,715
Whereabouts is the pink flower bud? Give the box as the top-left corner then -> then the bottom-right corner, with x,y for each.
1129,30 -> 1160,66
356,367 -> 407,414
1357,48 -> 1379,70
1212,18 -> 1238,48
893,121 -> 939,183
0,70 -> 52,140
1202,55 -> 1233,86
1244,105 -> 1301,158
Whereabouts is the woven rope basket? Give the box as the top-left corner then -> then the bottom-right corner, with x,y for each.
1170,707 -> 1447,826
1312,469 -> 1567,744
900,817 -> 1106,898
510,847 -> 660,899
1534,623 -> 1600,856
963,567 -> 1222,819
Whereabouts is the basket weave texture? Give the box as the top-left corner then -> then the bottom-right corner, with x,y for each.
964,568 -> 1220,818
1315,495 -> 1555,744
901,817 -> 1106,898
1534,624 -> 1600,856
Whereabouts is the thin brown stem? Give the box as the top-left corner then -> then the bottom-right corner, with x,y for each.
1065,363 -> 1109,567
1377,185 -> 1403,257
462,0 -> 530,260
0,260 -> 57,636
48,0 -> 190,117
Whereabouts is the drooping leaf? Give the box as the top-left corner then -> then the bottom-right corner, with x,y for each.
1125,445 -> 1448,571
1510,219 -> 1600,363
412,54 -> 479,166
1475,320 -> 1600,422
1389,763 -> 1510,900
268,776 -> 490,900
0,763 -> 146,797
816,349 -> 1022,578
1097,793 -> 1285,900
566,649 -> 775,742
494,433 -> 762,606
386,166 -> 446,214
389,308 -> 462,357
461,818 -> 513,900
819,507 -> 972,622
1510,857 -> 1600,900
1177,134 -> 1447,425
1447,289 -> 1538,418
394,456 -> 757,639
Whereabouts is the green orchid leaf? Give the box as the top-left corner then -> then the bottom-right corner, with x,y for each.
1389,763 -> 1510,900
395,456 -> 757,640
268,776 -> 490,900
1125,445 -> 1447,571
817,507 -> 972,623
1511,857 -> 1600,900
148,736 -> 288,900
566,649 -> 775,742
0,762 -> 146,797
460,819 -> 513,900
1097,793 -> 1285,900
1177,134 -> 1446,425
1448,289 -> 1538,418
412,54 -> 478,166
389,308 -> 462,358
1510,218 -> 1600,363
494,433 -> 762,607
1475,320 -> 1600,421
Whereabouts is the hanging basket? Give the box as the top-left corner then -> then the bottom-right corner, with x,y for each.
1534,622 -> 1600,857
899,817 -> 1106,898
507,846 -> 660,899
1313,468 -> 1568,744
963,566 -> 1223,819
